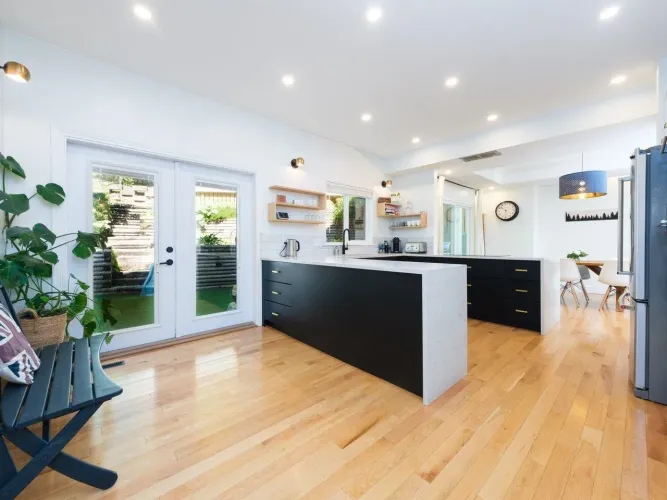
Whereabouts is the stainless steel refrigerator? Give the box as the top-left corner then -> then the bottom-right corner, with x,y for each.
619,145 -> 667,405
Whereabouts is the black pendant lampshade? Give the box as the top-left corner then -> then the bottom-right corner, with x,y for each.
559,154 -> 607,199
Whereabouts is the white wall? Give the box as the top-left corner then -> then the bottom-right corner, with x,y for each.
0,29 -> 386,253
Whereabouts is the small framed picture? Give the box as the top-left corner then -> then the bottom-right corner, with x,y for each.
276,212 -> 289,220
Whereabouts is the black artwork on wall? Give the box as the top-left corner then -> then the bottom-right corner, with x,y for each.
565,209 -> 619,222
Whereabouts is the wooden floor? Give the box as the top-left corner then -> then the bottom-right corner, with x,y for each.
12,296 -> 667,499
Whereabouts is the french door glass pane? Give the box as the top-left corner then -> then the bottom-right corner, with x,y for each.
195,182 -> 238,316
92,168 -> 156,331
443,203 -> 471,255
349,197 -> 367,241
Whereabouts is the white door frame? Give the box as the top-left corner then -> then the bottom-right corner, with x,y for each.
441,198 -> 473,255
51,131 -> 259,349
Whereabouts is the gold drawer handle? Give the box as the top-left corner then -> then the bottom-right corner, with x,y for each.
271,270 -> 280,274
515,269 -> 528,272
467,284 -> 472,287
515,309 -> 528,314
271,291 -> 280,295
272,312 -> 280,317
467,266 -> 472,269
467,302 -> 472,305
516,289 -> 528,293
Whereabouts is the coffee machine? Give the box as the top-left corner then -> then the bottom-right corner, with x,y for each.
392,237 -> 401,253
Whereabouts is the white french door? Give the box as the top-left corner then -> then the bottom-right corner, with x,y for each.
67,143 -> 255,352
174,162 -> 254,337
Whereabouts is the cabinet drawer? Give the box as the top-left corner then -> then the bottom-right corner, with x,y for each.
466,259 -> 506,278
467,277 -> 509,299
505,260 -> 540,281
508,279 -> 541,302
500,299 -> 541,332
262,300 -> 292,330
262,260 -> 295,284
262,280 -> 292,307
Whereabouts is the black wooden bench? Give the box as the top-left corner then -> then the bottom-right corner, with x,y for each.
0,286 -> 123,499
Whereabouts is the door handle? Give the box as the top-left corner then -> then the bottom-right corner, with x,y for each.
159,259 -> 174,266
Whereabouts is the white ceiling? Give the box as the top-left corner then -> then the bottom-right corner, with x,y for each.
1,0 -> 665,157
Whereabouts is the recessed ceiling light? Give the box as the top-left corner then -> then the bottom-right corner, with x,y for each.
599,5 -> 620,21
444,169 -> 453,175
281,74 -> 295,87
412,137 -> 421,144
488,186 -> 495,191
133,4 -> 153,21
445,77 -> 459,88
366,7 -> 383,23
361,113 -> 373,122
487,114 -> 499,122
609,74 -> 627,85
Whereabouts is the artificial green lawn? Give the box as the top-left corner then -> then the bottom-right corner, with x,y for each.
95,287 -> 235,332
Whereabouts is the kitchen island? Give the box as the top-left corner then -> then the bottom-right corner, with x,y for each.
366,253 -> 560,335
261,256 -> 467,405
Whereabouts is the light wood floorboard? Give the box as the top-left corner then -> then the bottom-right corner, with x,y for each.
12,296 -> 666,500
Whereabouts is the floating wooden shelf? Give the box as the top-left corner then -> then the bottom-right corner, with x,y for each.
388,211 -> 428,229
274,202 -> 325,211
268,186 -> 327,223
269,185 -> 326,197
268,219 -> 324,225
378,213 -> 423,219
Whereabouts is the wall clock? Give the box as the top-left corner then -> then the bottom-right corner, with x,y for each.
495,201 -> 519,222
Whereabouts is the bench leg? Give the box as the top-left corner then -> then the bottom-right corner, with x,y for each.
1,404 -> 118,499
0,437 -> 17,491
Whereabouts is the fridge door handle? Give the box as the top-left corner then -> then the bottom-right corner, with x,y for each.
617,176 -> 632,275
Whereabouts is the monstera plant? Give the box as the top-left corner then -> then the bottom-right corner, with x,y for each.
0,152 -> 118,341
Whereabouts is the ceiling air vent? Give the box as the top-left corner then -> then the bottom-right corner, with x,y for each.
459,150 -> 502,163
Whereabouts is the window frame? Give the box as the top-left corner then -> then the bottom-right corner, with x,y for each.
324,193 -> 373,246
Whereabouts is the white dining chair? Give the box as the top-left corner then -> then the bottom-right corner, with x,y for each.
598,261 -> 630,311
575,265 -> 591,304
560,258 -> 582,308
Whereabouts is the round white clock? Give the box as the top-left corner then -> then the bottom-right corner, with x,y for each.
495,201 -> 519,221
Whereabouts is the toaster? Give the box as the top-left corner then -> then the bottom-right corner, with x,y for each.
404,242 -> 427,254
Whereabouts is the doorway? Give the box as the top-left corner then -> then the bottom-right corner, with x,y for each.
67,143 -> 255,352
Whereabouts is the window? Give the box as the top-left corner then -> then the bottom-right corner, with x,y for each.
325,183 -> 372,244
443,203 -> 472,255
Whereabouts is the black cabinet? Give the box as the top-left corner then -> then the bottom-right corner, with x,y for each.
365,256 -> 543,333
262,261 -> 424,396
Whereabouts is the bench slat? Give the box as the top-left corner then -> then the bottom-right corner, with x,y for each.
1,349 -> 41,429
71,339 -> 93,410
16,345 -> 58,428
44,342 -> 74,420
90,336 -> 122,402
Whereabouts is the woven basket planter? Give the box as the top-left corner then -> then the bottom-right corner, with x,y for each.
18,309 -> 67,350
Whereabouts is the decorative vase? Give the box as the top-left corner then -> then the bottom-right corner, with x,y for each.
18,309 -> 67,349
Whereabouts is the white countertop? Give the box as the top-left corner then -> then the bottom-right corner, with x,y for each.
367,253 -> 544,262
261,255 -> 464,275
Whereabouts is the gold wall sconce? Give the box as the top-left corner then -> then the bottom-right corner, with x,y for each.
1,61 -> 31,83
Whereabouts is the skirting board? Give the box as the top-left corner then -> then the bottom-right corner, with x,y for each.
100,322 -> 256,361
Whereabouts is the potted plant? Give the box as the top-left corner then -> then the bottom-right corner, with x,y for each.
0,153 -> 118,348
391,192 -> 401,204
566,249 -> 588,261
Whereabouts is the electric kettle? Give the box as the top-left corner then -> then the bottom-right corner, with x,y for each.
280,239 -> 300,258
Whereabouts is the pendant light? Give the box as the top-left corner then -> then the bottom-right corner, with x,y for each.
559,153 -> 607,199
1,61 -> 31,83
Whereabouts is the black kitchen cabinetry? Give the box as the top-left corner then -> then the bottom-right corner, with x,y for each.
366,256 -> 542,333
262,260 -> 424,396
